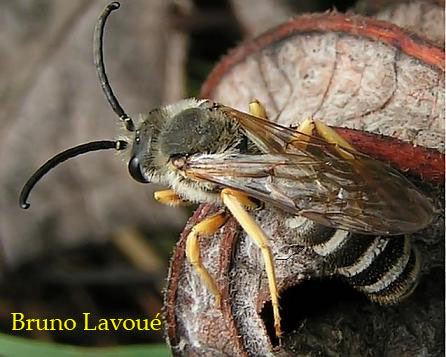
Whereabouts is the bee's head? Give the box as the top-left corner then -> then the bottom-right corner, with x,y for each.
126,123 -> 154,184
19,2 -> 150,209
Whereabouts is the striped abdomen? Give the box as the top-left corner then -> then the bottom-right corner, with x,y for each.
288,217 -> 420,304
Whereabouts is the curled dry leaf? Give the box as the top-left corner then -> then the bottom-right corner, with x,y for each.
0,0 -> 188,266
165,13 -> 444,356
360,0 -> 445,46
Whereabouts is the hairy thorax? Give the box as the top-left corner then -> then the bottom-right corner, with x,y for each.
121,98 -> 244,204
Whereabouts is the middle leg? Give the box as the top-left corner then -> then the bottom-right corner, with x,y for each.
221,188 -> 282,339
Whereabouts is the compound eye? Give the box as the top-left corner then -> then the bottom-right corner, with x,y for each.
128,156 -> 149,183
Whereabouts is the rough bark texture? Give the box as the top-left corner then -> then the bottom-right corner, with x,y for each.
165,12 -> 445,356
0,0 -> 188,267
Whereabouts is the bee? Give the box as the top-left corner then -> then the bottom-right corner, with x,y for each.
19,2 -> 434,340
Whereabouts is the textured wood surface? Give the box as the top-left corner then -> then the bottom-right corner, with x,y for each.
165,11 -> 444,356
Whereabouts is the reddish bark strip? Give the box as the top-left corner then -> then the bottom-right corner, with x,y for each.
335,127 -> 445,184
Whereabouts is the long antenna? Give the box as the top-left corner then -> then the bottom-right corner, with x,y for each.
94,2 -> 135,132
19,140 -> 127,209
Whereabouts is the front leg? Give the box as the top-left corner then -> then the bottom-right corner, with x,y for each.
154,189 -> 189,206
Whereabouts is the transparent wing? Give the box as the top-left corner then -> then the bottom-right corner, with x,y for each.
184,106 -> 434,235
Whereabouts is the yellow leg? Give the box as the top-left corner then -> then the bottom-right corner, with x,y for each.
292,118 -> 357,159
249,100 -> 313,152
313,120 -> 355,151
292,118 -> 316,149
185,211 -> 228,307
249,99 -> 357,161
249,99 -> 270,143
296,117 -> 315,136
221,188 -> 282,339
313,120 -> 357,159
249,99 -> 268,119
154,189 -> 189,206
